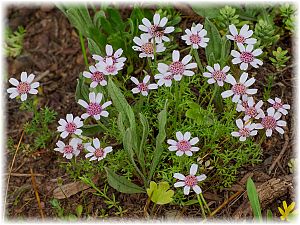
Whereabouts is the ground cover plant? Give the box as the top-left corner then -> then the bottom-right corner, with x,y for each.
4,3 -> 296,221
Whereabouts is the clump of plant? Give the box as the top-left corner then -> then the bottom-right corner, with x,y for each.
269,47 -> 290,70
279,4 -> 296,32
5,26 -> 26,57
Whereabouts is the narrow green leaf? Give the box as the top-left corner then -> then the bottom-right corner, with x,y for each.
87,38 -> 102,55
117,112 -> 126,139
105,167 -> 145,194
192,6 -> 220,18
138,113 -> 148,172
75,74 -> 89,102
81,124 -> 103,136
107,7 -> 125,31
246,178 -> 262,221
266,209 -> 273,222
205,18 -> 222,63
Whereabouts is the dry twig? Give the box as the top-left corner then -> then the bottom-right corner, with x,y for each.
30,168 -> 45,219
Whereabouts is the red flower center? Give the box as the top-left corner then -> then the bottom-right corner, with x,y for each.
137,83 -> 148,91
185,175 -> 198,186
245,107 -> 258,118
169,61 -> 185,75
273,102 -> 283,110
92,71 -> 105,83
213,70 -> 226,81
64,145 -> 74,154
240,52 -> 254,63
87,103 -> 102,116
177,140 -> 191,152
189,34 -> 201,44
234,35 -> 245,43
17,82 -> 30,94
65,122 -> 77,133
141,43 -> 154,55
239,127 -> 250,137
94,148 -> 104,158
232,83 -> 246,95
261,116 -> 277,129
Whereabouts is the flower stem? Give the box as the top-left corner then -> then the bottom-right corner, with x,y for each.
193,49 -> 204,74
200,193 -> 211,214
197,194 -> 206,219
208,84 -> 218,106
174,81 -> 179,128
147,57 -> 153,75
79,32 -> 89,67
258,134 -> 266,146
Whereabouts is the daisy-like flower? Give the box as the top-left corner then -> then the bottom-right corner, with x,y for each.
54,138 -> 80,159
181,23 -> 209,49
7,72 -> 40,101
221,72 -> 257,103
139,13 -> 174,43
83,65 -> 107,88
268,97 -> 290,115
131,75 -> 158,96
92,44 -> 126,64
238,97 -> 264,121
167,131 -> 199,156
78,92 -> 112,120
73,137 -> 90,153
231,119 -> 258,141
132,34 -> 166,59
226,24 -> 257,45
57,114 -> 83,138
236,95 -> 250,112
231,43 -> 263,70
203,63 -> 231,86
85,138 -> 113,161
154,71 -> 174,87
96,57 -> 124,76
157,50 -> 197,81
173,164 -> 207,195
256,107 -> 287,137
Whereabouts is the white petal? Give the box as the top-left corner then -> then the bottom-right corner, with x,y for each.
221,90 -> 234,98
159,17 -> 168,27
176,131 -> 184,141
148,84 -> 158,90
174,181 -> 185,187
27,74 -> 35,83
176,150 -> 184,156
232,94 -> 240,103
240,63 -> 248,71
189,137 -> 199,145
231,132 -> 240,137
246,44 -> 254,52
182,55 -> 192,65
143,75 -> 150,83
169,146 -> 178,151
183,132 -> 191,140
252,49 -> 263,56
21,94 -> 27,101
153,13 -> 160,25
164,26 -> 174,34
132,87 -> 140,94
142,18 -> 151,27
185,151 -> 193,156
100,111 -> 109,117
244,77 -> 255,87
197,174 -> 207,181
102,101 -> 112,109
266,129 -> 272,137
9,78 -> 19,86
246,89 -> 258,95
78,100 -> 88,108
21,72 -> 27,82
172,50 -> 180,62
229,24 -> 238,36
183,186 -> 190,195
173,173 -> 185,180
236,119 -> 243,129
232,58 -> 242,64
192,185 -> 202,194
31,82 -> 39,89
231,50 -> 241,58
190,164 -> 198,176
29,89 -> 38,94
225,74 -> 236,85
131,77 -> 140,85
239,72 -> 248,84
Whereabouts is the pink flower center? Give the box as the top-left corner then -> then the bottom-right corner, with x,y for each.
273,102 -> 283,110
138,83 -> 148,91
91,71 -> 105,83
240,52 -> 254,63
77,144 -> 84,152
141,43 -> 154,55
239,127 -> 250,137
106,65 -> 116,73
87,103 -> 102,116
189,34 -> 201,44
177,140 -> 191,152
213,70 -> 226,81
169,61 -> 185,75
65,122 -> 77,133
94,148 -> 104,158
149,25 -> 164,38
245,107 -> 258,118
261,116 -> 277,130
64,145 -> 74,154
17,82 -> 31,94
232,83 -> 246,95
164,74 -> 173,80
234,35 -> 245,43
185,175 -> 198,187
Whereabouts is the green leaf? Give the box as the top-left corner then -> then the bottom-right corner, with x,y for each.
81,124 -> 103,136
266,209 -> 273,222
87,38 -> 102,55
99,16 -> 113,34
146,181 -> 174,205
107,7 -> 125,31
76,205 -> 83,217
138,113 -> 148,171
93,10 -> 106,29
205,18 -> 222,64
192,6 -> 220,18
75,74 -> 89,102
246,178 -> 262,221
149,101 -> 168,182
117,112 -> 126,139
105,167 -> 145,194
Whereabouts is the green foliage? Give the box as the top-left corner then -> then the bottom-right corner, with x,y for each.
279,4 -> 296,32
50,198 -> 80,220
262,74 -> 275,101
246,178 -> 262,221
192,6 -> 220,19
216,6 -> 239,31
254,19 -> 279,49
269,47 -> 290,70
146,181 -> 174,205
4,26 -> 26,57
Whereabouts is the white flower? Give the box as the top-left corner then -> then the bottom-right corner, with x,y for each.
256,108 -> 287,137
181,23 -> 209,49
78,92 -> 112,120
167,131 -> 199,156
154,71 -> 174,87
54,138 -> 80,159
226,24 -> 257,45
236,95 -> 250,112
92,44 -> 126,64
173,164 -> 206,195
85,138 -> 113,161
83,65 -> 107,88
139,13 -> 174,43
7,72 -> 40,101
96,57 -> 124,75
57,114 -> 83,138
132,34 -> 166,59
231,119 -> 258,141
73,137 -> 90,153
238,97 -> 264,121
268,98 -> 290,115
157,50 -> 197,81
221,72 -> 257,103
231,43 -> 263,70
203,64 -> 231,86
131,75 -> 158,96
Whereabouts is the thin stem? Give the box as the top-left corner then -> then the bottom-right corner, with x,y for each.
153,39 -> 157,64
174,81 -> 179,128
197,194 -> 206,219
147,57 -> 153,75
208,84 -> 218,106
193,49 -> 204,74
79,32 -> 89,67
258,134 -> 266,146
200,193 -> 211,214
150,203 -> 157,217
